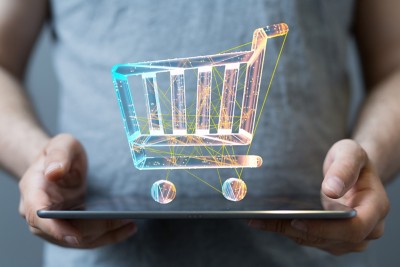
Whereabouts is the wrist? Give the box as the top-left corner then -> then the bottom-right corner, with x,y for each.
8,125 -> 50,179
24,128 -> 50,164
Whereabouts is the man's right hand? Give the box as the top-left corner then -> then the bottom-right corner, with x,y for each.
18,134 -> 137,248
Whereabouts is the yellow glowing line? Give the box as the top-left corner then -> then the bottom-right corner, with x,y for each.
165,169 -> 171,181
183,170 -> 222,193
216,168 -> 223,187
219,41 -> 252,54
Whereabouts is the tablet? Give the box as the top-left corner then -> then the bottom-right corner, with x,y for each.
37,193 -> 356,219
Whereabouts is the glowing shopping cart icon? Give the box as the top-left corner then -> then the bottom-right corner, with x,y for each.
112,23 -> 288,203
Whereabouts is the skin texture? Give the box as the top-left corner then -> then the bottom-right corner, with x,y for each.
0,0 -> 399,253
0,0 -> 136,248
249,140 -> 389,255
248,0 -> 400,255
18,134 -> 137,248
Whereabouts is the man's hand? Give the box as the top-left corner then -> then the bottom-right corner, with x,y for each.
249,139 -> 390,255
18,134 -> 137,248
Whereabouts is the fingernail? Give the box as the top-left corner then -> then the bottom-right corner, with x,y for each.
45,163 -> 62,176
324,176 -> 345,196
291,220 -> 307,232
64,236 -> 79,246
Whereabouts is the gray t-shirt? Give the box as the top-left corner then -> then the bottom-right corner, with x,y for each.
44,0 -> 368,266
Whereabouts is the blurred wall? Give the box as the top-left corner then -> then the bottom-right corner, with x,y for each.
0,27 -> 399,267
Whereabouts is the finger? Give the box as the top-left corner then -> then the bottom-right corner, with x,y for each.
28,226 -> 79,248
250,216 -> 370,245
25,205 -> 81,246
249,219 -> 329,244
43,134 -> 84,181
83,222 -> 137,249
249,219 -> 292,235
289,212 -> 376,244
289,235 -> 369,255
25,200 -> 135,248
249,219 -> 372,254
20,164 -> 81,246
23,175 -> 134,249
322,140 -> 367,198
69,219 -> 135,243
249,218 -> 371,254
249,219 -> 329,247
22,193 -> 79,245
249,175 -> 387,244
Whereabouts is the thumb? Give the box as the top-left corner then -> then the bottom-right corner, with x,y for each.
322,140 -> 367,199
43,134 -> 80,181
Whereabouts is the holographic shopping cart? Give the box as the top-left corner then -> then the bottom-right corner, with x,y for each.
112,23 -> 288,203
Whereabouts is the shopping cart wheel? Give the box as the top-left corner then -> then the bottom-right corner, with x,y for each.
222,178 -> 247,202
150,180 -> 177,204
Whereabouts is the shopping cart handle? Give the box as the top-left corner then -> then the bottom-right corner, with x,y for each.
263,23 -> 289,38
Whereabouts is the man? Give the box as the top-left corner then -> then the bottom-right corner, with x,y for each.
1,0 -> 399,266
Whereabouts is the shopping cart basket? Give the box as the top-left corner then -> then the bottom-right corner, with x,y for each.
112,23 -> 288,202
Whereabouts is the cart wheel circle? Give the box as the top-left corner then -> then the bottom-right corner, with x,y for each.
151,180 -> 176,204
222,178 -> 247,202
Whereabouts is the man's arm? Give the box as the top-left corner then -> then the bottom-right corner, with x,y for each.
249,0 -> 400,255
0,0 -> 137,248
0,0 -> 49,178
352,0 -> 400,183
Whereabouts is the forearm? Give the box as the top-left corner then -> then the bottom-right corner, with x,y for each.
0,67 -> 49,178
352,68 -> 400,183
0,0 -> 49,178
